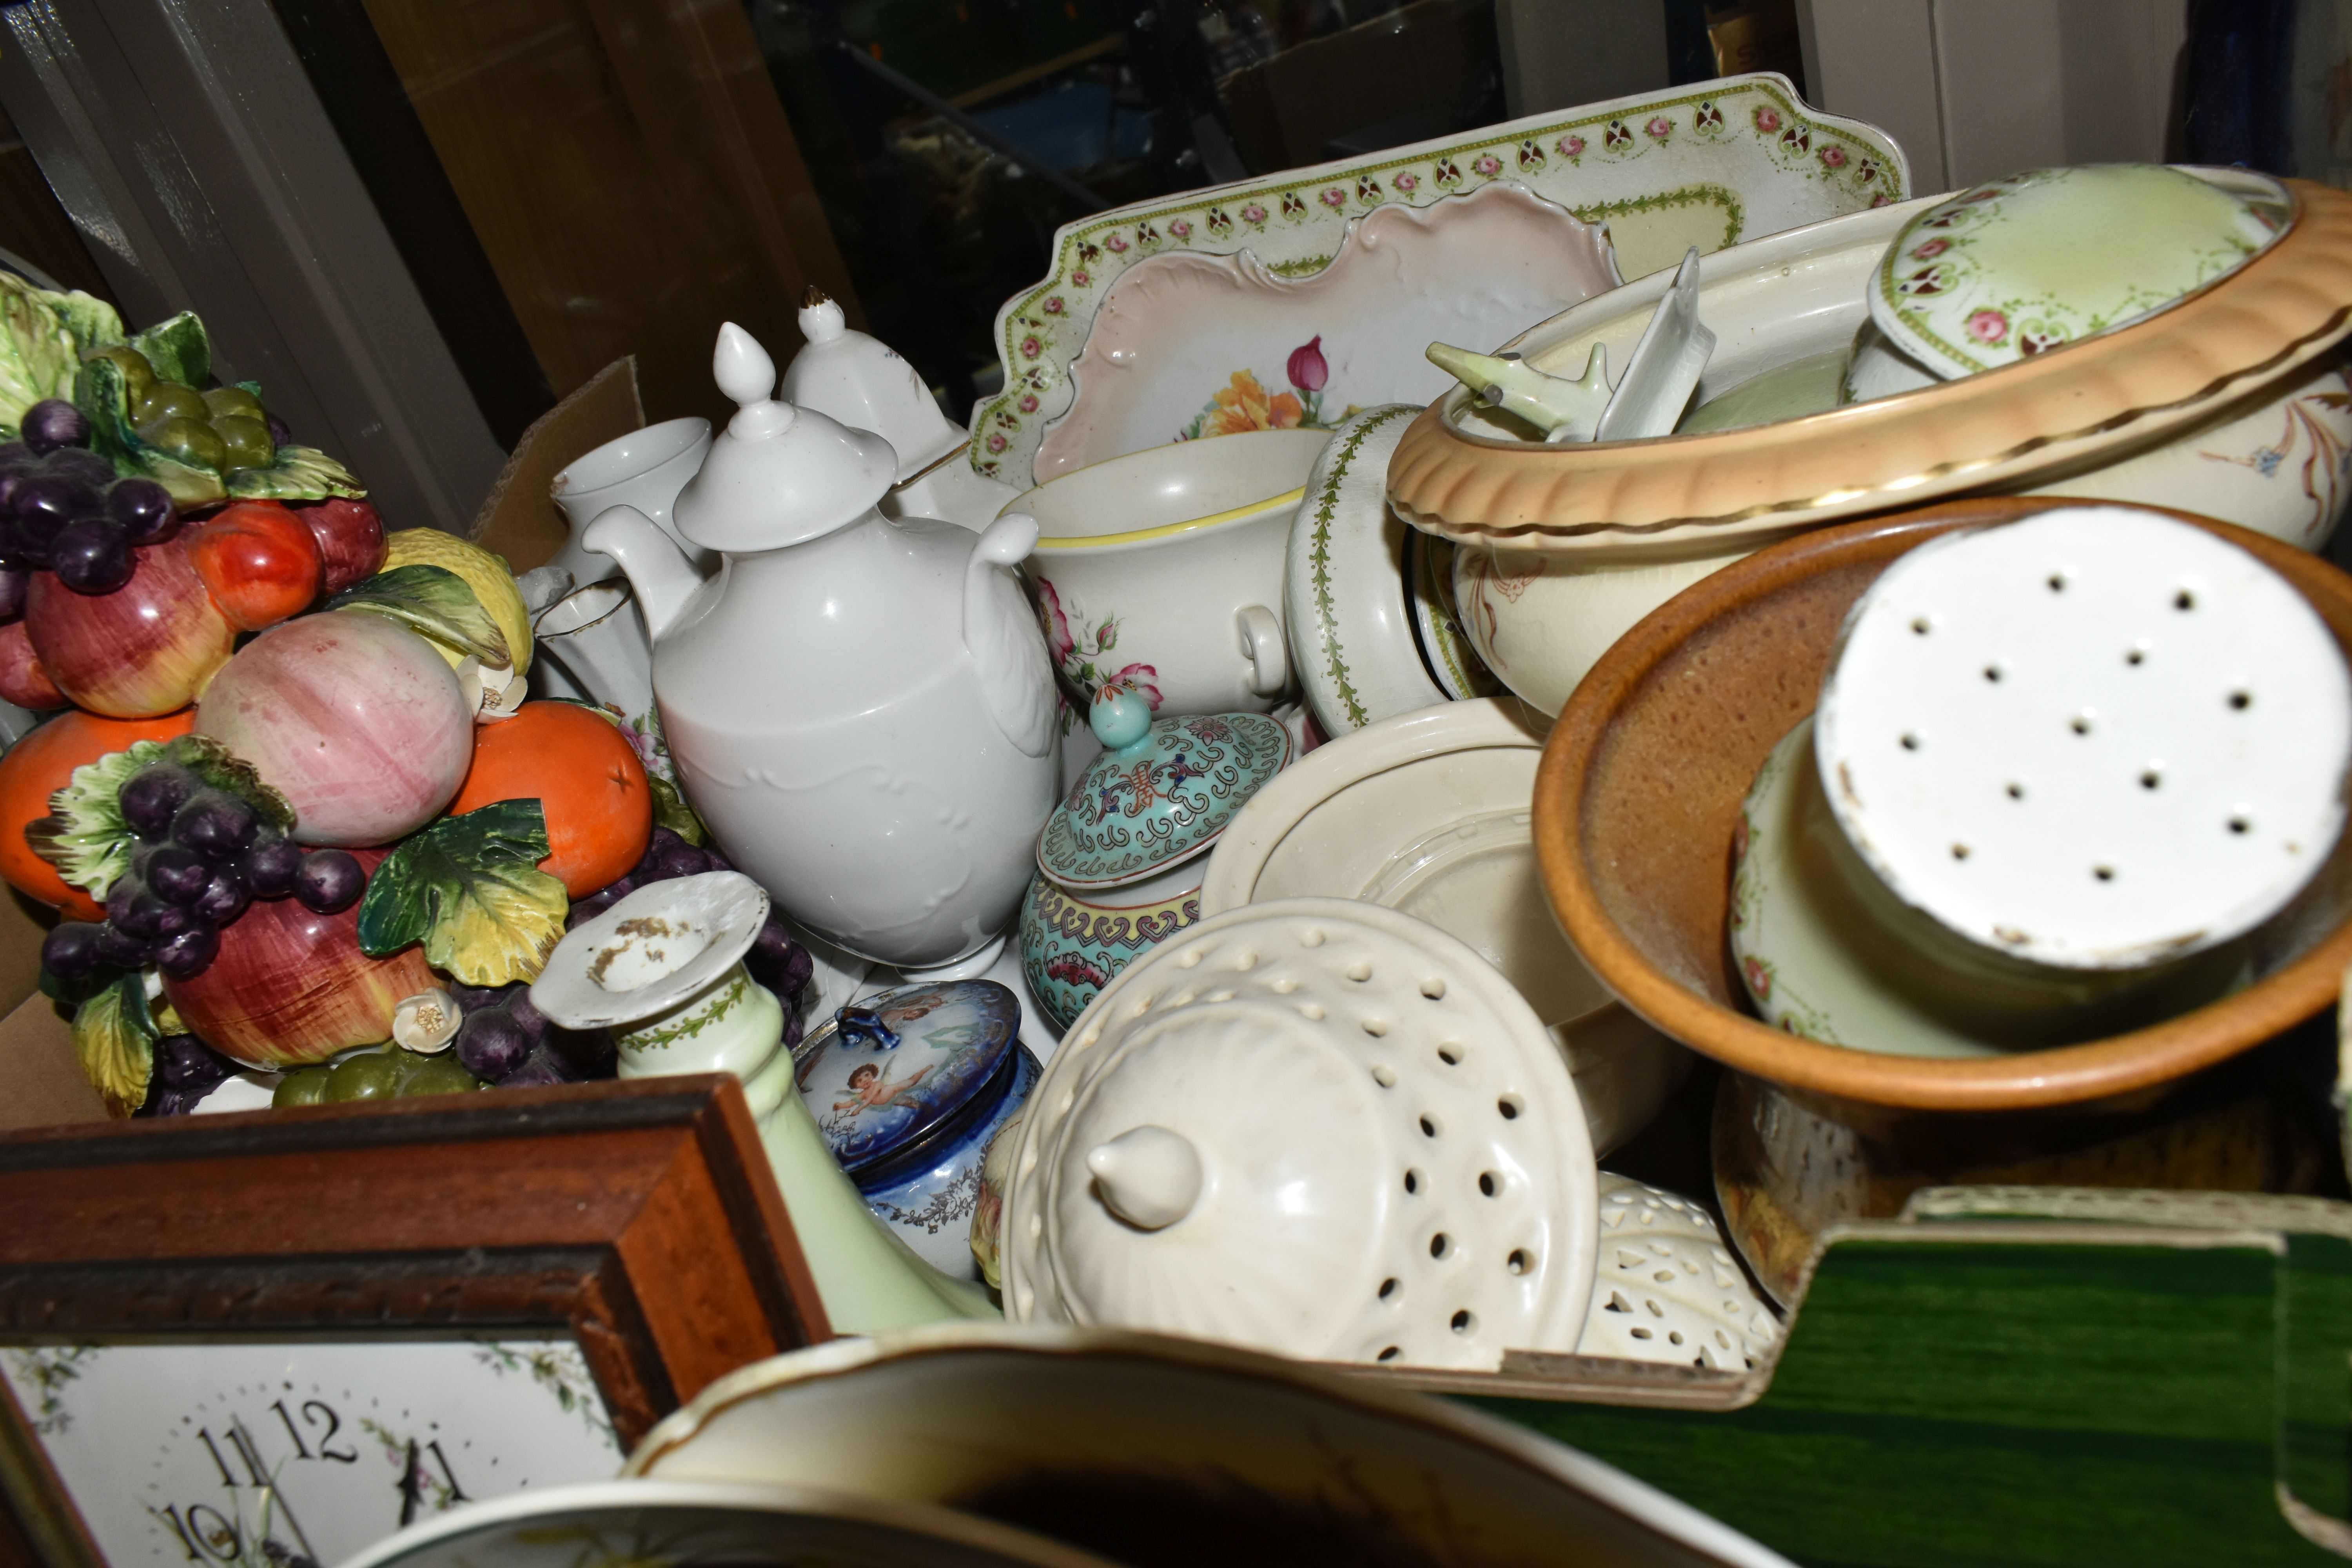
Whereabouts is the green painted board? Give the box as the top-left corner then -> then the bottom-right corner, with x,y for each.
1466,1219 -> 2343,1568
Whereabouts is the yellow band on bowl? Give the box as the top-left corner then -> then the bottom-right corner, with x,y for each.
1033,485 -> 1308,550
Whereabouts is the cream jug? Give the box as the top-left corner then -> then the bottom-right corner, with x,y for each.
585,323 -> 1060,975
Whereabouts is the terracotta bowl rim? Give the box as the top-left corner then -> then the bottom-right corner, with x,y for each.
1532,496 -> 2352,1110
1391,179 -> 2352,552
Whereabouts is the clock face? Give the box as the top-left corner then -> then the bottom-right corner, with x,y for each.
2,1338 -> 623,1568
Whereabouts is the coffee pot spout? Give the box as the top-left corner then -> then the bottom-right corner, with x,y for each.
581,503 -> 702,639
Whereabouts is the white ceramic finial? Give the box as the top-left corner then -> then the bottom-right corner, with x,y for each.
1085,1125 -> 1203,1230
799,289 -> 848,346
714,323 -> 794,441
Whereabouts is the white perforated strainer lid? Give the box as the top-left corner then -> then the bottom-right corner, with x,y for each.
1815,506 -> 2352,970
999,898 -> 1597,1372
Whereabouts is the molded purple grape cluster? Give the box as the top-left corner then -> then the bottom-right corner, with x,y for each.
40,762 -> 363,982
447,980 -> 613,1088
140,1033 -> 237,1116
0,399 -> 178,598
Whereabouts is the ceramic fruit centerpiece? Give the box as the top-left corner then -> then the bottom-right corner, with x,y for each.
1019,684 -> 1290,1033
0,276 -> 380,719
584,323 -> 1059,976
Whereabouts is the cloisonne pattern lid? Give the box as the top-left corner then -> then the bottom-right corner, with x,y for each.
1037,687 -> 1293,892
795,979 -> 1022,1177
1871,163 -> 2287,378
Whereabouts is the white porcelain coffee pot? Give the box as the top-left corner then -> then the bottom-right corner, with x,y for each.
585,322 -> 1061,975
780,290 -> 1020,533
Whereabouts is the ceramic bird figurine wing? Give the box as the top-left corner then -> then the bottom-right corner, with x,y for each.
964,511 -> 1057,758
1425,340 -> 1612,442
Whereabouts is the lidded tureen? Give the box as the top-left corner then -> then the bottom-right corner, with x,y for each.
1001,897 -> 1599,1371
1019,686 -> 1291,1033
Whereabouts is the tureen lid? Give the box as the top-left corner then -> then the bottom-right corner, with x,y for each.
998,898 -> 1597,1370
794,979 -> 1022,1177
780,290 -> 965,482
1037,688 -> 1293,891
1870,163 -> 2286,378
1815,504 -> 2352,970
673,322 -> 898,555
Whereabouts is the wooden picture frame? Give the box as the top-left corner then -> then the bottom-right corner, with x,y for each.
0,1076 -> 829,1568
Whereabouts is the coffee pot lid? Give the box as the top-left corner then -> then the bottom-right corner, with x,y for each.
998,898 -> 1598,1370
673,322 -> 898,555
794,978 -> 1021,1176
780,290 -> 965,482
1037,688 -> 1292,891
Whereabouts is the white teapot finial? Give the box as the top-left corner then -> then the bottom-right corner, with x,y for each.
714,322 -> 794,440
1086,1125 -> 1203,1231
799,287 -> 848,346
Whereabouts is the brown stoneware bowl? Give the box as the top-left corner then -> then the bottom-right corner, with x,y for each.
1532,495 -> 2352,1113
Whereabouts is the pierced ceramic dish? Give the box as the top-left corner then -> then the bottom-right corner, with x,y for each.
1201,699 -> 1686,1154
1034,183 -> 1619,480
1017,428 -> 1326,715
1575,1173 -> 1777,1370
1000,898 -> 1597,1372
338,1479 -> 1114,1568
624,1324 -> 1798,1568
1533,495 -> 2352,1111
1286,404 -> 1500,738
976,73 -> 1905,489
1392,173 -> 2352,556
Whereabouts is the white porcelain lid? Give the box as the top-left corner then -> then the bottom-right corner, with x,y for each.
1870,163 -> 2285,378
1000,897 -> 1596,1371
781,291 -> 965,481
673,321 -> 897,554
1815,505 -> 2352,970
530,870 -> 768,1028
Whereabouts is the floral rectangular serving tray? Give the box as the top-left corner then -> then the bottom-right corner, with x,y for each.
976,71 -> 1909,491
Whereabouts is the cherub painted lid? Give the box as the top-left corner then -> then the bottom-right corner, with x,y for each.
1870,163 -> 2286,378
1037,686 -> 1292,892
795,978 -> 1022,1179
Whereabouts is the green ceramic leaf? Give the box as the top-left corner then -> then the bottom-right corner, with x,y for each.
224,442 -> 365,501
357,800 -> 567,986
328,565 -> 509,665
171,733 -> 297,833
46,289 -> 126,360
26,735 -> 294,900
0,274 -> 94,435
129,311 -> 209,389
73,970 -> 157,1117
25,740 -> 163,900
74,355 -> 227,503
647,773 -> 708,847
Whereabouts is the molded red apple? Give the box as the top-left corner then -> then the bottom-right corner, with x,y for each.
0,620 -> 67,710
293,497 -> 387,597
24,537 -> 236,717
186,501 -> 324,631
196,610 -> 474,845
162,848 -> 437,1068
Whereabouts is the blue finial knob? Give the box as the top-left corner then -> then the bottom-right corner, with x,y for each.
1090,684 -> 1153,753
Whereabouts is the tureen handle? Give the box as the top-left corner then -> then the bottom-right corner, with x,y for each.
963,511 -> 1057,759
